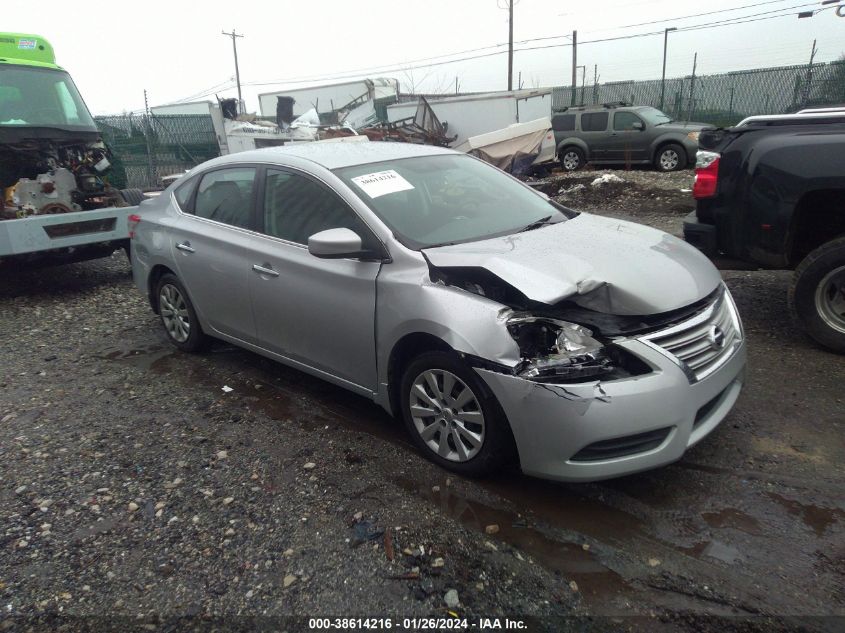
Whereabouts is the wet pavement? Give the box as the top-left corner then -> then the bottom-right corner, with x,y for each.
93,270 -> 845,622
2,246 -> 843,628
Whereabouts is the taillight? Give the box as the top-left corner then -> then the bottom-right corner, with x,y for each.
128,213 -> 141,239
693,151 -> 720,199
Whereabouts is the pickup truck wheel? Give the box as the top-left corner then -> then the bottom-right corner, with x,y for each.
400,351 -> 517,477
655,143 -> 686,172
119,188 -> 145,206
789,236 -> 845,353
156,273 -> 209,352
559,147 -> 585,171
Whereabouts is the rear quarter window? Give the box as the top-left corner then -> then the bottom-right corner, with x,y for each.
173,177 -> 198,211
552,114 -> 576,132
581,112 -> 609,132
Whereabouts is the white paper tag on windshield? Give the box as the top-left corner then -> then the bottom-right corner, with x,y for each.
351,170 -> 414,199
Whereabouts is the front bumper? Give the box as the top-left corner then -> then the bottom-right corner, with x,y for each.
476,337 -> 746,482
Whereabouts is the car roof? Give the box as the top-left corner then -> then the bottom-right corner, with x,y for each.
211,141 -> 457,170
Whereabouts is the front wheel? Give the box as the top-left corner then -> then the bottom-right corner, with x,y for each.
655,143 -> 687,172
156,273 -> 209,352
789,236 -> 845,353
399,351 -> 516,477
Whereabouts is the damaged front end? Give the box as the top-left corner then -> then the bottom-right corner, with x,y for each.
505,313 -> 650,383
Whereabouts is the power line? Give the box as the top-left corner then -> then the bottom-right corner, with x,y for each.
239,5 -> 819,90
586,0 -> 810,32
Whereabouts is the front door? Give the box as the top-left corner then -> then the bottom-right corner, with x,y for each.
247,168 -> 382,391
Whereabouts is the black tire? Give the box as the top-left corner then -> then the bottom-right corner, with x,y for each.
399,351 -> 517,477
155,273 -> 209,352
788,236 -> 845,353
654,143 -> 687,172
119,188 -> 145,206
559,146 -> 585,172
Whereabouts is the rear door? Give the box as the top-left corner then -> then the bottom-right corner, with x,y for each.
168,166 -> 258,344
578,111 -> 611,160
246,167 -> 383,391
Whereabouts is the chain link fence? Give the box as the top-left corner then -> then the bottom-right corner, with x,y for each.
95,114 -> 220,190
552,60 -> 845,126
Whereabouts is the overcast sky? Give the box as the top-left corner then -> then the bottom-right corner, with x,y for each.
7,0 -> 845,115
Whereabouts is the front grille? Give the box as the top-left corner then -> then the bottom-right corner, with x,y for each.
641,287 -> 742,382
570,427 -> 672,462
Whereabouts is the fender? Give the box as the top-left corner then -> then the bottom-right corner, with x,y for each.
649,132 -> 692,161
555,137 -> 590,160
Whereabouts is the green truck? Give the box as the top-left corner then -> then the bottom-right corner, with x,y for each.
0,32 -> 139,263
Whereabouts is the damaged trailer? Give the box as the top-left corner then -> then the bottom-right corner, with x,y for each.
453,117 -> 556,175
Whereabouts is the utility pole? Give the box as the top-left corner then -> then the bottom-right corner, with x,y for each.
801,39 -> 818,107
593,64 -> 599,104
660,27 -> 677,110
688,52 -> 697,120
508,0 -> 514,91
143,89 -> 155,188
571,30 -> 577,105
221,29 -> 244,114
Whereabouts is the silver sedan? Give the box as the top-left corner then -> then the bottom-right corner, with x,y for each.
130,142 -> 746,482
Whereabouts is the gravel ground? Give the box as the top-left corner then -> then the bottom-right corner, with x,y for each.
1,172 -> 843,631
529,166 -> 696,236
0,257 -> 581,630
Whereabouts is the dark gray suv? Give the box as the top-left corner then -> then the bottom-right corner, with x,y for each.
552,104 -> 705,172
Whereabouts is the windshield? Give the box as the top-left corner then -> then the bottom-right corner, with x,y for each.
0,65 -> 97,130
638,107 -> 673,125
335,154 -> 566,249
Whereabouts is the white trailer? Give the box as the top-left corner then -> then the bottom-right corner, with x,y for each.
258,78 -> 399,119
386,89 -> 552,148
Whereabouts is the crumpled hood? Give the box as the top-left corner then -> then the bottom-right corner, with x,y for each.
422,213 -> 722,315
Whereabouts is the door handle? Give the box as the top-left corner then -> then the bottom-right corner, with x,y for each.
252,264 -> 280,277
176,241 -> 195,253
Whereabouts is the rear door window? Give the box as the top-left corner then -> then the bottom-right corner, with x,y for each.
192,167 -> 256,230
581,112 -> 609,132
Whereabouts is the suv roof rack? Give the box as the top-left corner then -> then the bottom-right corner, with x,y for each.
553,101 -> 631,114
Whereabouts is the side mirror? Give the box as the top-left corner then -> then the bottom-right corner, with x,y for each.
633,121 -> 645,131
308,228 -> 374,260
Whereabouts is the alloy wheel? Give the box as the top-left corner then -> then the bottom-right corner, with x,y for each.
562,151 -> 581,171
159,283 -> 191,343
660,149 -> 680,171
408,369 -> 485,463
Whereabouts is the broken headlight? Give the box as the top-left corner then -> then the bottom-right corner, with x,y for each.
506,314 -> 613,382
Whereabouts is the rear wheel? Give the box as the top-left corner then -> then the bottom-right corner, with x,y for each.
789,236 -> 845,353
559,147 -> 585,172
655,143 -> 686,172
399,351 -> 516,477
156,273 -> 209,352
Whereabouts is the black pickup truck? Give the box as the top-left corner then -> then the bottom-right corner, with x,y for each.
684,111 -> 845,352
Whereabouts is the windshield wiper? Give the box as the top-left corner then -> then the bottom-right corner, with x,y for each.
518,215 -> 554,233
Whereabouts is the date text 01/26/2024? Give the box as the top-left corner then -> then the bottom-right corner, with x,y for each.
308,617 -> 528,630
